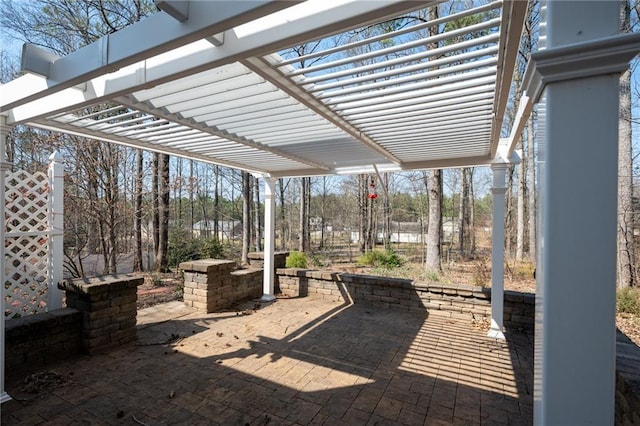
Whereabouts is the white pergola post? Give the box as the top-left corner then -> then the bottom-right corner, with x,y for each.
47,152 -> 64,310
1,116 -> 12,404
488,163 -> 507,340
261,176 -> 277,302
533,1 -> 635,424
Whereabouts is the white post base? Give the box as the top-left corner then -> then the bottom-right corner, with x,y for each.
1,392 -> 11,404
487,321 -> 505,340
261,294 -> 276,302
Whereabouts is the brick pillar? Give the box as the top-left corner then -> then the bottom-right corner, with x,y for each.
59,274 -> 143,354
181,259 -> 237,312
247,251 -> 289,269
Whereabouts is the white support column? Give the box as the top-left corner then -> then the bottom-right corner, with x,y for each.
529,2 -> 639,424
47,152 -> 64,310
488,163 -> 507,340
261,176 -> 277,302
1,116 -> 12,404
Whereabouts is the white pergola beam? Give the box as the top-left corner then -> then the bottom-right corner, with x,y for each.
3,0 -> 424,124
155,0 -> 190,22
241,56 -> 403,166
489,0 -> 529,156
6,1 -> 299,111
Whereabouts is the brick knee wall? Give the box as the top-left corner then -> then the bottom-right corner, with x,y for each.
5,308 -> 82,370
276,268 -> 534,329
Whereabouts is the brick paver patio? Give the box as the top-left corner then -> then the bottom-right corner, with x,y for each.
1,297 -> 533,425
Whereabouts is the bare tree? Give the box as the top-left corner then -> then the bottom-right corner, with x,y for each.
516,146 -> 526,262
241,171 -> 251,263
457,168 -> 473,256
154,154 -> 170,272
299,177 -> 311,253
133,149 -> 144,272
254,177 -> 262,251
618,0 -> 635,287
527,116 -> 536,265
152,153 -> 159,261
426,170 -> 442,272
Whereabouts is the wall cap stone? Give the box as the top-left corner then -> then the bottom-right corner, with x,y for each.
179,259 -> 236,273
248,251 -> 289,260
275,268 -> 536,302
59,274 -> 144,295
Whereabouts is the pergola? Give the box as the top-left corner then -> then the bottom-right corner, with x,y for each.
1,1 -> 638,424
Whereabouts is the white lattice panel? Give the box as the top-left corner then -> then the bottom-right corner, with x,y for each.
4,236 -> 49,317
4,169 -> 50,318
5,170 -> 48,233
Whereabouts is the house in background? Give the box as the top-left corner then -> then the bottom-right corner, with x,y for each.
192,220 -> 241,241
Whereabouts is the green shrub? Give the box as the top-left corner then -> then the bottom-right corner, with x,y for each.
357,249 -> 403,268
168,229 -> 227,269
200,238 -> 224,259
617,287 -> 640,316
168,232 -> 200,269
424,269 -> 440,282
286,251 -> 308,268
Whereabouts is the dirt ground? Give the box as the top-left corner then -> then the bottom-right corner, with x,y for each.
137,273 -> 183,309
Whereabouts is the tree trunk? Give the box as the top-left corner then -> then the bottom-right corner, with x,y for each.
359,175 -> 367,253
107,145 -> 118,273
254,176 -> 262,251
527,116 -> 536,265
366,178 -> 375,251
176,157 -> 182,222
617,0 -> 635,287
425,5 -> 442,271
299,177 -> 311,253
241,171 -> 251,264
505,166 -> 515,257
459,168 -> 472,256
155,154 -> 170,272
426,169 -> 442,272
189,160 -> 195,238
382,173 -> 391,250
213,165 -> 220,241
469,169 -> 476,254
516,142 -> 526,262
278,179 -> 287,250
152,152 -> 160,261
133,149 -> 144,272
320,176 -> 327,250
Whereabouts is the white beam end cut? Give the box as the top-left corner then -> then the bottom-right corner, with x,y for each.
155,0 -> 189,22
206,32 -> 225,47
21,44 -> 59,78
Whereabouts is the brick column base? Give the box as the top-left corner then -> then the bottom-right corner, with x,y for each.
59,274 -> 143,354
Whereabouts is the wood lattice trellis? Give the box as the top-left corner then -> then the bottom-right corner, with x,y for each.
3,154 -> 64,319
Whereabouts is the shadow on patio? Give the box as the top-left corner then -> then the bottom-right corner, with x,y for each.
2,293 -> 533,425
